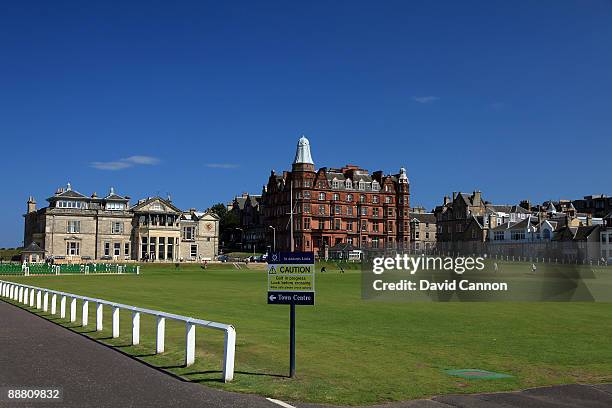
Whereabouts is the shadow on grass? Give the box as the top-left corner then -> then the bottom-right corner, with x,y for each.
2,300 -> 289,386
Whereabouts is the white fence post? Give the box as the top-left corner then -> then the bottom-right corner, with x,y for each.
185,322 -> 196,366
156,316 -> 165,354
223,326 -> 236,382
132,312 -> 140,345
30,289 -> 35,307
82,300 -> 89,326
70,298 -> 77,322
37,290 -> 42,309
112,307 -> 120,338
51,294 -> 57,315
23,287 -> 29,305
18,287 -> 23,303
96,303 -> 103,331
43,292 -> 49,312
60,296 -> 67,318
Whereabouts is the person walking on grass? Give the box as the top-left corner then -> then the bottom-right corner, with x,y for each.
531,263 -> 537,273
493,262 -> 498,272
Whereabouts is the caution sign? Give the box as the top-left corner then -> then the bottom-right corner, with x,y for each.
267,252 -> 315,305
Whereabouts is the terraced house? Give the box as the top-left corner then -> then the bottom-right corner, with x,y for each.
23,184 -> 219,262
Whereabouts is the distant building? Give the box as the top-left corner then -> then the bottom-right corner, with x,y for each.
409,207 -> 436,251
573,194 -> 612,218
262,136 -> 410,255
230,192 -> 267,252
23,184 -> 219,262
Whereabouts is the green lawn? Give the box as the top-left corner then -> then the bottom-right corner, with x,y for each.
2,262 -> 612,405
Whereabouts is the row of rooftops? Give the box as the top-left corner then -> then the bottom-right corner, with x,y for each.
28,183 -> 218,220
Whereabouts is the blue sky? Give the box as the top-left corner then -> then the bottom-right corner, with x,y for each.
1,1 -> 611,247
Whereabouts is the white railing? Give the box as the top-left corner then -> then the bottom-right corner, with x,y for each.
0,280 -> 236,382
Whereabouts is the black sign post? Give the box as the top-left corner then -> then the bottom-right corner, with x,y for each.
267,251 -> 315,378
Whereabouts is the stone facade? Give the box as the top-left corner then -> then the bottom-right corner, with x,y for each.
262,136 -> 410,255
409,208 -> 436,251
23,185 -> 219,262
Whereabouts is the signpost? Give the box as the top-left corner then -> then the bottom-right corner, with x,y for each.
267,251 -> 315,377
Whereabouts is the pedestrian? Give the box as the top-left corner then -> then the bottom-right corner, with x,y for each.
531,263 -> 537,273
494,262 -> 498,272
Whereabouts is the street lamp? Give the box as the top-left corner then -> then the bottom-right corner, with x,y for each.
268,226 -> 276,252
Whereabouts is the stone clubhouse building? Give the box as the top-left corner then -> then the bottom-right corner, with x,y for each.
23,184 -> 219,262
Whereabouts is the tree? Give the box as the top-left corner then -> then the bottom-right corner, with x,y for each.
209,203 -> 240,248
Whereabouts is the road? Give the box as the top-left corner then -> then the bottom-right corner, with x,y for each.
1,300 -> 611,408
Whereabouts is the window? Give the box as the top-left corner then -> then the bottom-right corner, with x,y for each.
372,195 -> 379,204
361,221 -> 367,231
67,220 -> 80,233
141,237 -> 148,259
415,230 -> 420,239
158,237 -> 165,260
167,238 -> 174,260
332,180 -> 339,189
104,242 -> 110,256
318,220 -> 325,229
333,193 -> 339,201
346,194 -> 353,202
114,242 -> 121,257
124,242 -> 130,257
345,179 -> 352,189
372,181 -> 380,191
151,202 -> 162,211
334,219 -> 341,230
361,207 -> 367,216
347,237 -> 353,245
318,205 -> 325,215
388,208 -> 394,217
319,192 -> 326,201
111,222 -> 124,234
359,181 -> 365,190
304,203 -> 311,213
360,195 -> 366,203
373,222 -> 379,232
335,205 -> 341,214
66,241 -> 80,256
58,200 -> 87,209
347,206 -> 353,216
385,196 -> 391,204
190,245 -> 197,258
425,231 -> 430,239
347,221 -> 353,231
511,231 -> 525,240
372,237 -> 379,248
304,191 -> 311,199
304,218 -> 311,229
106,202 -> 126,210
372,208 -> 379,217
182,226 -> 195,240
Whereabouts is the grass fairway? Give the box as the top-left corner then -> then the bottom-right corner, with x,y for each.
3,263 -> 612,405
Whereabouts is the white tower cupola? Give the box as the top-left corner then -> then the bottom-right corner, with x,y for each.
292,135 -> 315,172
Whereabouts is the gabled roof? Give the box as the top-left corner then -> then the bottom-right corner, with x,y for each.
131,197 -> 182,213
48,189 -> 87,201
21,242 -> 45,253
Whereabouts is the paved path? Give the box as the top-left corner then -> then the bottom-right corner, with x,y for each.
2,299 -> 611,408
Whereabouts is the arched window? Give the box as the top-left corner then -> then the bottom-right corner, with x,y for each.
345,179 -> 352,189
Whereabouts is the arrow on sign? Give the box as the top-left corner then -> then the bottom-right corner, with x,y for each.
269,294 -> 277,301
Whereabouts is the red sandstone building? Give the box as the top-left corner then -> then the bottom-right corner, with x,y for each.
262,137 -> 410,255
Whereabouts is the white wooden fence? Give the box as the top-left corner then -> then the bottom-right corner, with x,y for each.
0,280 -> 236,382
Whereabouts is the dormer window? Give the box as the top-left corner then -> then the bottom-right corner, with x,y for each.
359,181 -> 365,190
57,200 -> 86,209
106,202 -> 126,211
372,181 -> 380,191
332,179 -> 340,189
345,179 -> 352,189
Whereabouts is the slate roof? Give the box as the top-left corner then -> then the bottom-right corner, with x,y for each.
410,212 -> 436,223
21,242 -> 45,253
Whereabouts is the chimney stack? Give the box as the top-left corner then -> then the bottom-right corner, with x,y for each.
473,190 -> 482,206
27,196 -> 36,213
